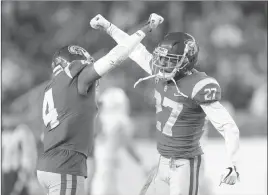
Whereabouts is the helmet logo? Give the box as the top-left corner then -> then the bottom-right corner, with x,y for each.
68,45 -> 93,62
68,45 -> 87,56
185,40 -> 197,56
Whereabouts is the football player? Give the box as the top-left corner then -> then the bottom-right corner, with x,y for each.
36,14 -> 164,195
90,14 -> 240,195
2,124 -> 44,195
92,87 -> 148,195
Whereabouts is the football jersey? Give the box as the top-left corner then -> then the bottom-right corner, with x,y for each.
154,70 -> 221,159
38,63 -> 97,176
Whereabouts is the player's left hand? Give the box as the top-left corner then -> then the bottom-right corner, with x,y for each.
147,13 -> 164,29
219,166 -> 240,185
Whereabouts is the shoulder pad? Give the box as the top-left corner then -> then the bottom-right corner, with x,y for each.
191,77 -> 221,104
177,71 -> 207,98
65,60 -> 88,79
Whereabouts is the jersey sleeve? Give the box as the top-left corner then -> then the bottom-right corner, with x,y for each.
191,77 -> 221,104
200,102 -> 240,166
77,65 -> 101,95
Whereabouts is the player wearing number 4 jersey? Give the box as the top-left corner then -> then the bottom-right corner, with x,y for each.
36,14 -> 164,195
91,14 -> 240,195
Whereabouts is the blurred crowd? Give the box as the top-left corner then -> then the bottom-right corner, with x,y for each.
1,2 -> 267,195
2,1 -> 267,137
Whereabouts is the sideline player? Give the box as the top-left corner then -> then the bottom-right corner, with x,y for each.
2,124 -> 44,195
36,14 -> 164,195
92,87 -> 148,195
90,14 -> 240,195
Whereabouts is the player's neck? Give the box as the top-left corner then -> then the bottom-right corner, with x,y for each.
166,70 -> 194,85
175,70 -> 191,80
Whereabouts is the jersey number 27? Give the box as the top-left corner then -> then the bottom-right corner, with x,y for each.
42,88 -> 59,129
154,90 -> 183,136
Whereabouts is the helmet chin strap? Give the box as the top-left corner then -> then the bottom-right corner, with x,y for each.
134,74 -> 157,88
133,71 -> 188,98
170,77 -> 188,98
133,68 -> 174,88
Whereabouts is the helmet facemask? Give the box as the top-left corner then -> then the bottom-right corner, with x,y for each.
152,39 -> 197,81
152,47 -> 190,81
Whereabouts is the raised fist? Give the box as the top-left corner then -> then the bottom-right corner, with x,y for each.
90,14 -> 111,31
147,13 -> 164,29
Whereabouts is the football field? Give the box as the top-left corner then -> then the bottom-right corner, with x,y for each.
93,138 -> 267,195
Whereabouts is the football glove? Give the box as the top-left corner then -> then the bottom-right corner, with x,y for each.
219,166 -> 240,185
147,13 -> 164,29
90,14 -> 111,31
90,13 -> 164,31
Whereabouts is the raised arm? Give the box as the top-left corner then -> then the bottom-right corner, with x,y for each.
89,14 -> 164,75
77,14 -> 164,94
106,24 -> 153,75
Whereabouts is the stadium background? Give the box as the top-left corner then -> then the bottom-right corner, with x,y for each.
1,1 -> 267,195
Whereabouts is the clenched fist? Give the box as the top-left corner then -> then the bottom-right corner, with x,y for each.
90,14 -> 111,31
147,13 -> 164,29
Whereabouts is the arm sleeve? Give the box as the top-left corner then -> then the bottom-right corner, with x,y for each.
93,30 -> 146,76
78,30 -> 146,94
107,24 -> 153,75
200,101 -> 240,167
192,77 -> 221,104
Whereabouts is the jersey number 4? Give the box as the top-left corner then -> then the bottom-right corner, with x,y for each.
154,90 -> 183,136
42,89 -> 59,129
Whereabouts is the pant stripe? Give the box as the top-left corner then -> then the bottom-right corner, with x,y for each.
188,158 -> 195,195
60,174 -> 67,195
71,175 -> 77,195
192,157 -> 197,195
195,156 -> 202,195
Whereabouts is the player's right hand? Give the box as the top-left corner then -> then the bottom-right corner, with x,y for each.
219,166 -> 240,186
90,14 -> 111,31
147,13 -> 164,29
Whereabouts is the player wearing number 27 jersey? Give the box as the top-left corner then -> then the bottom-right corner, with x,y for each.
93,14 -> 240,195
36,14 -> 164,195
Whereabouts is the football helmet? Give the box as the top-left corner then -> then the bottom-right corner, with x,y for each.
152,32 -> 199,81
51,45 -> 95,70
